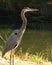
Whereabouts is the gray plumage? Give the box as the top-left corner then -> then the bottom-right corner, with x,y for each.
2,29 -> 25,56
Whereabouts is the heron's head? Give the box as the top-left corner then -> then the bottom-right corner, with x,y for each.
23,7 -> 39,12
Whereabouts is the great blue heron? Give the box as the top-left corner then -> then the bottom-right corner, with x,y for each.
2,7 -> 38,65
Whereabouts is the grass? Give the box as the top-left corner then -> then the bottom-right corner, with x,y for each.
15,50 -> 48,62
0,29 -> 52,61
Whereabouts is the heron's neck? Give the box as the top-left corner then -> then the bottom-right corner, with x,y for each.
20,10 -> 27,33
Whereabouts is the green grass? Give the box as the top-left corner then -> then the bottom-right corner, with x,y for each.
0,29 -> 52,61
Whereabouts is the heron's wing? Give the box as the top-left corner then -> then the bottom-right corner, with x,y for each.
2,29 -> 19,57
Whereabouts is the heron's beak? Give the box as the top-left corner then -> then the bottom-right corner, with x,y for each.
31,9 -> 39,11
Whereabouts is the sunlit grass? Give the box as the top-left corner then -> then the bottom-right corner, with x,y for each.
15,49 -> 48,62
0,50 -> 48,62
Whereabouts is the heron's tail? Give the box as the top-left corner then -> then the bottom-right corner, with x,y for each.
2,51 -> 5,57
2,48 -> 6,57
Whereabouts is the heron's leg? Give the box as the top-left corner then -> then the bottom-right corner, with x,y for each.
10,49 -> 15,65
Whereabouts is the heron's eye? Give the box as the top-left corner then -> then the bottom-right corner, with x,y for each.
15,33 -> 17,35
